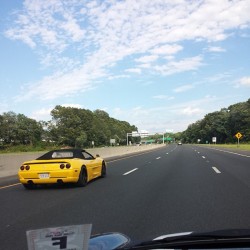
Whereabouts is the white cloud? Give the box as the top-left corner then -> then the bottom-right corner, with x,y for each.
125,68 -> 142,74
5,28 -> 37,48
5,0 -> 250,101
150,44 -> 183,55
15,70 -> 95,101
173,84 -> 195,93
154,56 -> 203,75
138,63 -> 151,69
111,105 -> 193,132
61,104 -> 83,109
205,72 -> 232,83
61,17 -> 86,42
108,74 -> 130,80
5,1 -> 86,51
207,46 -> 226,52
40,54 -> 81,71
31,104 -> 89,121
238,77 -> 250,87
111,95 -> 222,132
99,107 -> 108,112
153,95 -> 175,100
135,55 -> 158,63
31,107 -> 53,121
181,106 -> 202,116
7,1 -> 250,52
112,107 -> 123,116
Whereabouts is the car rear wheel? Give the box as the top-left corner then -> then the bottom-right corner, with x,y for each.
76,167 -> 88,187
101,161 -> 106,177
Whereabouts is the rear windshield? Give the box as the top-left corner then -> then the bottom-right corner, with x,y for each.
51,151 -> 74,158
36,149 -> 85,160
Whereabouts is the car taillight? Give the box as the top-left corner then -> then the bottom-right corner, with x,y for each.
20,165 -> 25,170
66,163 -> 71,169
60,164 -> 65,169
25,165 -> 30,170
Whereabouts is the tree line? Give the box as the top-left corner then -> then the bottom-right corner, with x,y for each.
1,99 -> 249,150
0,105 -> 137,149
181,99 -> 250,144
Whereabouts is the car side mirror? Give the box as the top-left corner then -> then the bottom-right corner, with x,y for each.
96,154 -> 100,158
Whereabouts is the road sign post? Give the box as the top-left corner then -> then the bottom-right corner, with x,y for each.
235,132 -> 242,147
212,137 -> 217,144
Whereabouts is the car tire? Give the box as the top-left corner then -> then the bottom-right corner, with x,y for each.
76,167 -> 88,187
101,161 -> 106,178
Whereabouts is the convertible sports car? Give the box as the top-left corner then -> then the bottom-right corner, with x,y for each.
18,148 -> 106,189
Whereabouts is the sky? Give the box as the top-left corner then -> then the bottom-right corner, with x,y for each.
0,0 -> 250,133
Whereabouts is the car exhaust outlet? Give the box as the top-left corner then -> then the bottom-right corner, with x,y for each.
57,179 -> 64,184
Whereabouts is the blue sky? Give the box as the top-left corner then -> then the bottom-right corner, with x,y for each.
0,0 -> 250,133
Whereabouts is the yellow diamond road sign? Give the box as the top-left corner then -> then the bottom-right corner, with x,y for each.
235,132 -> 242,139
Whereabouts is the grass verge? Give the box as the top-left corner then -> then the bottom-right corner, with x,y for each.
199,143 -> 250,151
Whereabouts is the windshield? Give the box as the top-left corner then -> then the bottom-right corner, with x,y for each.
0,1 -> 250,250
52,151 -> 74,159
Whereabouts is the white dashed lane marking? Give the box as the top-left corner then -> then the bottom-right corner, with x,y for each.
123,168 -> 138,176
212,167 -> 221,174
194,149 -> 222,174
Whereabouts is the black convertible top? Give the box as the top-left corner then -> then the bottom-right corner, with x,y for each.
36,148 -> 89,160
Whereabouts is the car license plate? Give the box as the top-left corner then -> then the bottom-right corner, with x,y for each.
39,173 -> 50,179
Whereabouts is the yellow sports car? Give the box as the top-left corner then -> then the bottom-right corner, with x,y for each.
18,148 -> 106,189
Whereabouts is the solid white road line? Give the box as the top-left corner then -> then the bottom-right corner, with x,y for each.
212,167 -> 221,174
197,146 -> 250,158
123,168 -> 138,175
214,148 -> 250,158
0,183 -> 21,190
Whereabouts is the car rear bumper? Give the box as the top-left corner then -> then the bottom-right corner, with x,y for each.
18,170 -> 79,184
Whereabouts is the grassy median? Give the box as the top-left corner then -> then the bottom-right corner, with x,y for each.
199,143 -> 250,151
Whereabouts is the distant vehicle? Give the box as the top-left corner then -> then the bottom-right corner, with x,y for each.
178,142 -> 182,145
18,148 -> 106,189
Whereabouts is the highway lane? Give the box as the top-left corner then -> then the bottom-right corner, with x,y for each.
192,145 -> 250,187
1,144 -> 250,249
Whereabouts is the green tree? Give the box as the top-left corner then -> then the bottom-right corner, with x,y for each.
50,106 -> 137,147
16,114 -> 43,145
0,112 -> 42,146
51,105 -> 94,147
75,132 -> 88,148
0,111 -> 18,144
182,99 -> 250,143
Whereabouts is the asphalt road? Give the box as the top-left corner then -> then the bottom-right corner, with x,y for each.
1,144 -> 250,249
